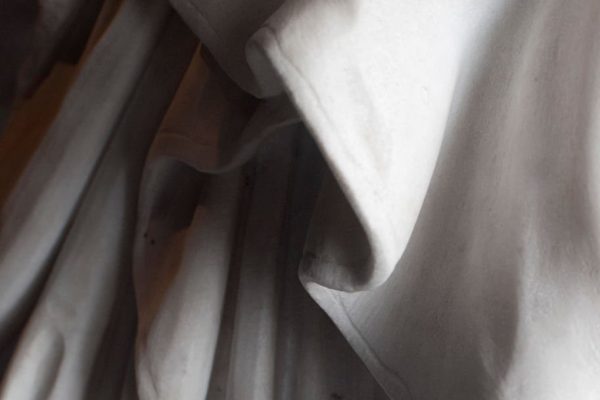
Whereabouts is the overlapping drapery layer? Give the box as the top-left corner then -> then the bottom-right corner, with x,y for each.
1,0 -> 600,399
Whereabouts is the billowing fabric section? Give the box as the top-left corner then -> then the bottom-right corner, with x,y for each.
132,50 -> 388,399
2,0 -> 600,399
244,0 -> 600,399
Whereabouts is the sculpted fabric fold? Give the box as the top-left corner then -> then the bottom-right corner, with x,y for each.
2,0 -> 600,399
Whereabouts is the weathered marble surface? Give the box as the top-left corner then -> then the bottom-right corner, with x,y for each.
2,0 -> 600,399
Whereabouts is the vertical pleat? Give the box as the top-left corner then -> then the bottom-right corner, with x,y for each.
0,11 -> 196,400
0,0 -> 172,348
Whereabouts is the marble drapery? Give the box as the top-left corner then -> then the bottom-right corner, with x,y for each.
1,0 -> 600,399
